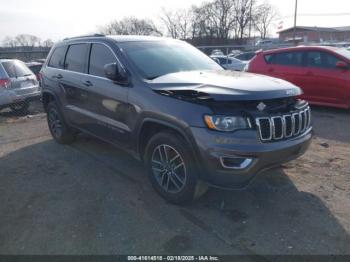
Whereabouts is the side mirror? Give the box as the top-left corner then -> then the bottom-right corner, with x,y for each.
336,61 -> 348,70
104,63 -> 129,84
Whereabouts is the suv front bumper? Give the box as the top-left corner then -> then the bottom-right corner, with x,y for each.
190,127 -> 312,189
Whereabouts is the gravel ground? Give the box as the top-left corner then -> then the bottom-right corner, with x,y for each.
0,101 -> 349,255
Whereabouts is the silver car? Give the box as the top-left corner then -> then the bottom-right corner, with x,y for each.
0,59 -> 41,112
210,55 -> 248,71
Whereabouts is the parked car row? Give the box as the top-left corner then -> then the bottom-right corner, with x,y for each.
0,59 -> 44,113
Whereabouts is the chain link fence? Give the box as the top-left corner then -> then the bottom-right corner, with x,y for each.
0,99 -> 44,124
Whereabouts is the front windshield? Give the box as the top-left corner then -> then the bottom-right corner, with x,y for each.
119,40 -> 222,80
335,48 -> 350,60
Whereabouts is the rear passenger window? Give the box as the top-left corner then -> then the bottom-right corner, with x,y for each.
48,46 -> 66,69
65,44 -> 89,73
265,52 -> 303,67
89,44 -> 116,78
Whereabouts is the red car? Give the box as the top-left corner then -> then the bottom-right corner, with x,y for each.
248,46 -> 350,109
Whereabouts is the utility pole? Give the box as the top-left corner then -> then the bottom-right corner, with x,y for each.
293,0 -> 298,45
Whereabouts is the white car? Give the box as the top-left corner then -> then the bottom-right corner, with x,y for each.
210,55 -> 248,71
210,49 -> 224,56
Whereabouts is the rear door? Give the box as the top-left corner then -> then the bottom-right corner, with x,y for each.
79,43 -> 130,148
43,45 -> 68,96
60,43 -> 90,125
302,50 -> 349,106
264,51 -> 304,87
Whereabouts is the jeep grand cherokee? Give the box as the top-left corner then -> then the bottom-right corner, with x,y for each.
41,35 -> 312,203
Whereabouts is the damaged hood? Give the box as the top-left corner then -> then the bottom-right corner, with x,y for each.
148,70 -> 302,101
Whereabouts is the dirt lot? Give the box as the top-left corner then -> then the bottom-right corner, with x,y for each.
0,101 -> 349,256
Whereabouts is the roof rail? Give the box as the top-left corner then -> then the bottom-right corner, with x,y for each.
63,34 -> 105,41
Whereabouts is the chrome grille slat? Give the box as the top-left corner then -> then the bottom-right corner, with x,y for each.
256,107 -> 311,143
272,116 -> 284,140
283,115 -> 293,138
256,117 -> 272,141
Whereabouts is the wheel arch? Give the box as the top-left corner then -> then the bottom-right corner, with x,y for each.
137,118 -> 200,166
42,90 -> 59,112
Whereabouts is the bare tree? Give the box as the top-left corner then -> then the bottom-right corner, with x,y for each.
211,0 -> 236,39
101,17 -> 162,36
254,2 -> 278,39
2,36 -> 17,47
233,0 -> 256,39
14,34 -> 41,48
160,9 -> 179,39
160,8 -> 194,39
42,39 -> 54,48
192,2 -> 220,39
28,35 -> 41,47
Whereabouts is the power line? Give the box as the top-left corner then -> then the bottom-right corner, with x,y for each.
298,13 -> 350,16
279,13 -> 350,20
272,12 -> 350,22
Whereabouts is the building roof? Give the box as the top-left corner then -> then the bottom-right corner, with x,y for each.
278,26 -> 350,34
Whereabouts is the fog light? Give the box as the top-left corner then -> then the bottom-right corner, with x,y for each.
220,156 -> 253,170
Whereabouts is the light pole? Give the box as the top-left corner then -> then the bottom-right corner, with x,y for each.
293,0 -> 298,45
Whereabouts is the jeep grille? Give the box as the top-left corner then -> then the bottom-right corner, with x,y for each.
256,107 -> 311,142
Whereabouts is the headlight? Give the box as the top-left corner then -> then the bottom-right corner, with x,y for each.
204,115 -> 251,132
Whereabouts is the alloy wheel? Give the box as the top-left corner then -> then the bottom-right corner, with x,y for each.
48,109 -> 63,138
151,144 -> 187,194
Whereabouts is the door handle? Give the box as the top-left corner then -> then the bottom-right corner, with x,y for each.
82,80 -> 93,87
52,74 -> 63,79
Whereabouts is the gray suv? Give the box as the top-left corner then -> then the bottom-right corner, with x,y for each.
41,35 -> 312,203
0,59 -> 40,113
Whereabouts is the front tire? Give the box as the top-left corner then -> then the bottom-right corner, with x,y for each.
145,131 -> 208,204
47,101 -> 76,144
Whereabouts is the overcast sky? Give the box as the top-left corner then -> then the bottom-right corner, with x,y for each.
0,0 -> 349,42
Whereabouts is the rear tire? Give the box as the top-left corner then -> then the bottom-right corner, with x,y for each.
47,101 -> 76,144
144,131 -> 208,204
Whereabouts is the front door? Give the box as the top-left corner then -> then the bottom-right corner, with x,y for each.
79,43 -> 130,148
